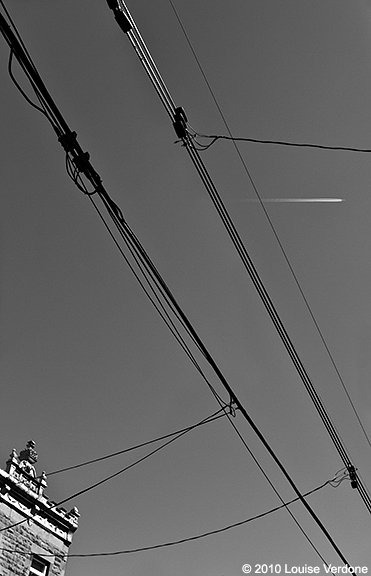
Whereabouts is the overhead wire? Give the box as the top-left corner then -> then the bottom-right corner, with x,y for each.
90,173 -> 350,564
0,3 -> 352,564
47,408 -> 228,476
188,128 -> 371,457
112,1 -> 359,497
164,0 -> 371,510
186,131 -> 371,154
88,194 -> 227,408
119,1 -> 176,120
100,5 -> 354,563
87,194 -> 335,563
7,49 -> 47,118
0,408 -> 228,536
53,408 -> 227,508
216,407 -> 331,565
169,0 -> 371,456
0,473 -> 343,559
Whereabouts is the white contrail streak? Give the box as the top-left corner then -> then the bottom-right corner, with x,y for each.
240,198 -> 343,203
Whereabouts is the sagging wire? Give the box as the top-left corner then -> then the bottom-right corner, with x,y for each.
88,193 -> 229,410
95,180 -> 350,566
0,0 -> 38,74
176,105 -> 371,516
184,130 -> 371,154
169,0 -> 371,512
0,3 -> 352,563
0,407 -> 229,537
3,21 -> 61,135
54,407 -> 229,508
8,49 -> 47,119
122,29 -> 359,502
47,407 -> 230,477
0,472 -> 343,559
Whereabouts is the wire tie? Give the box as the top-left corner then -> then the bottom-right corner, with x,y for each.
347,465 -> 358,489
58,131 -> 78,153
228,398 -> 237,417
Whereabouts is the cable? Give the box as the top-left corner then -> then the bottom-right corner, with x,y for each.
0,8 -> 352,564
47,408 -> 227,476
0,0 -> 38,73
220,408 -> 331,565
165,0 -> 371,511
187,131 -> 371,154
0,475 -> 339,558
92,180 -> 332,562
0,408 -> 227,537
54,408 -> 227,507
92,190 -> 335,563
88,195 -> 228,408
7,49 -> 47,118
112,0 -> 361,506
0,518 -> 27,534
94,167 -> 351,564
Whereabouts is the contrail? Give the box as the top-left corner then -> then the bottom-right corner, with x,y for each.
239,198 -> 343,203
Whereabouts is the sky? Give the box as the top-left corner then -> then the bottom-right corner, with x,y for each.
1,1 -> 371,575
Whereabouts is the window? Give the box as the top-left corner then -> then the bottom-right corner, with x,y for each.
29,555 -> 50,576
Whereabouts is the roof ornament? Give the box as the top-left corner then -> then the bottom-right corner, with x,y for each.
19,440 -> 38,478
19,440 -> 38,465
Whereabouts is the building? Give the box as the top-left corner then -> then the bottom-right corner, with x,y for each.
0,441 -> 79,576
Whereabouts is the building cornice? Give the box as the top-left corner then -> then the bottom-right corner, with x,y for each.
0,444 -> 79,546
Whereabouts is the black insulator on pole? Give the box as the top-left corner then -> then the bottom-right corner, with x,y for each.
173,107 -> 187,139
114,11 -> 132,34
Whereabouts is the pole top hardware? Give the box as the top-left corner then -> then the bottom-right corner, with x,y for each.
347,465 -> 358,489
106,1 -> 132,33
173,107 -> 188,139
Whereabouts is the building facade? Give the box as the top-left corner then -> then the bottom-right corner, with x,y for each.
0,441 -> 79,576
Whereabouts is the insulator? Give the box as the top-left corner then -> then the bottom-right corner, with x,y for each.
173,106 -> 188,139
114,11 -> 132,33
348,465 -> 358,489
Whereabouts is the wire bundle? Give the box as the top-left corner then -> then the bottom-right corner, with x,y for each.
0,0 -> 366,565
113,0 -> 371,516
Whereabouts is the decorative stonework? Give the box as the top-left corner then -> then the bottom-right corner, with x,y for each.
0,441 -> 79,547
19,440 -> 38,465
5,442 -> 47,497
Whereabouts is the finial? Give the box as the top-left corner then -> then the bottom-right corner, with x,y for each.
19,440 -> 38,465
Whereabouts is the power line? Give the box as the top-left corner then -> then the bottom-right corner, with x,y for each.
168,1 -> 371,462
47,408 -> 227,476
0,473 -> 345,558
187,131 -> 371,154
89,190 -> 334,564
217,408 -> 332,565
164,0 -> 371,509
0,5 -> 352,564
0,408 -> 227,535
104,5 -> 351,563
88,195 -> 228,408
119,0 -> 356,485
55,409 -> 227,507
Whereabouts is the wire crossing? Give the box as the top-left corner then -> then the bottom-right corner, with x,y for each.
108,0 -> 371,516
0,5 -> 351,564
0,472 -> 348,558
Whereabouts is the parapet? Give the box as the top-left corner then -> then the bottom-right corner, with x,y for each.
0,441 -> 79,546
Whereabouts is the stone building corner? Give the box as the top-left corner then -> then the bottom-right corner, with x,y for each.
0,441 -> 79,576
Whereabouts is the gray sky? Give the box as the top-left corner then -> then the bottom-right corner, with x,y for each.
1,1 -> 371,575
